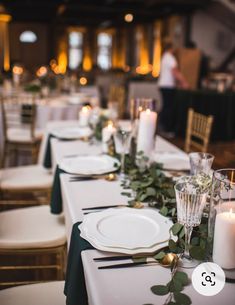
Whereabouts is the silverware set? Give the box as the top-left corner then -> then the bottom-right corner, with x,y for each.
93,250 -> 176,269
69,173 -> 117,182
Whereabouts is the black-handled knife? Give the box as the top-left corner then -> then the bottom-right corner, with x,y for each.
98,261 -> 157,269
82,204 -> 125,211
94,255 -> 132,262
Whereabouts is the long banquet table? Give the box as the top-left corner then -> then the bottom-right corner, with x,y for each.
47,122 -> 235,305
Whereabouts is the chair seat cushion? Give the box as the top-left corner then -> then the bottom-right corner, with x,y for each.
0,281 -> 65,305
0,206 -> 66,249
0,165 -> 53,190
7,127 -> 43,143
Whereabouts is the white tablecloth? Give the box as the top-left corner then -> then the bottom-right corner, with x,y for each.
48,125 -> 235,305
0,93 -> 99,160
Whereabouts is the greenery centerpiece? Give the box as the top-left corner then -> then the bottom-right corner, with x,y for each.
121,153 -> 211,305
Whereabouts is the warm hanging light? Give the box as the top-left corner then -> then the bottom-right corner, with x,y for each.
0,4 -> 11,71
79,77 -> 87,86
0,4 -> 12,22
124,13 -> 133,23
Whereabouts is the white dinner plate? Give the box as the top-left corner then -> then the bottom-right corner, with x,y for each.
80,228 -> 169,255
153,152 -> 190,170
80,208 -> 173,249
59,155 -> 120,175
51,126 -> 93,140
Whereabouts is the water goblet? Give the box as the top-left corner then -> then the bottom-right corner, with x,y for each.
189,152 -> 214,175
175,174 -> 211,268
114,128 -> 132,178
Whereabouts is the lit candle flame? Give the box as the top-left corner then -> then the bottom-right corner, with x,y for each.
107,121 -> 114,129
82,106 -> 91,113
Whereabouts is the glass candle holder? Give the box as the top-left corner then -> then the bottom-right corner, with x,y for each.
209,168 -> 235,280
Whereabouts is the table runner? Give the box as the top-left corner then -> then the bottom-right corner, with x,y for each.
64,222 -> 93,305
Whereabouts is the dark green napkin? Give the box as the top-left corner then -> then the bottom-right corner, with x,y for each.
43,134 -> 55,169
64,222 -> 93,305
50,165 -> 66,214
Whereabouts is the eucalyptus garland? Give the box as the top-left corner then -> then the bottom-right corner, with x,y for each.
121,153 -> 211,305
90,117 -> 210,305
92,115 -> 110,141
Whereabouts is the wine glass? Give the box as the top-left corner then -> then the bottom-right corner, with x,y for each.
114,128 -> 132,178
174,174 -> 211,268
189,152 -> 214,175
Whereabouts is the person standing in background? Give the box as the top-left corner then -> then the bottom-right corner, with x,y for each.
158,39 -> 189,138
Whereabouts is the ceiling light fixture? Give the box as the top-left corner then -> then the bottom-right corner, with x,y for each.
124,13 -> 133,23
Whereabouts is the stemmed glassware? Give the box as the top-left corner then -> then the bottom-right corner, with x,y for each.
114,128 -> 132,178
189,152 -> 214,175
175,174 -> 211,268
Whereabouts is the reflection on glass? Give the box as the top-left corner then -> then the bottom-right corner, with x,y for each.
114,128 -> 132,178
175,175 -> 210,268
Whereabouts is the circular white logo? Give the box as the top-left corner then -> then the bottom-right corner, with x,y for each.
192,262 -> 225,296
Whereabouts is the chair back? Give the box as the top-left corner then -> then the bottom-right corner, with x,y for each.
185,108 -> 214,153
1,94 -> 37,142
108,85 -> 125,118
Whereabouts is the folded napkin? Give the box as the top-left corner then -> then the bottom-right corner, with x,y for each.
43,133 -> 78,169
50,165 -> 66,214
64,222 -> 93,305
43,134 -> 55,169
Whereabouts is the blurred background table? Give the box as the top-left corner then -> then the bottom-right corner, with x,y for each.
172,89 -> 235,141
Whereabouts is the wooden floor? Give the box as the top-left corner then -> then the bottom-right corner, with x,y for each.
168,136 -> 235,169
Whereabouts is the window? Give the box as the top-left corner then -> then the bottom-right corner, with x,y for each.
19,31 -> 37,43
68,31 -> 83,70
97,33 -> 112,70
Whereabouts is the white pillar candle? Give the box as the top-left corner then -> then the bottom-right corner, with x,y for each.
13,73 -> 20,86
137,109 -> 157,157
213,205 -> 235,269
102,121 -> 116,153
3,79 -> 12,95
79,106 -> 91,127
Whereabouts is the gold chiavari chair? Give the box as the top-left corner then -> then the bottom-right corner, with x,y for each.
0,206 -> 66,289
0,281 -> 66,305
108,85 -> 126,119
185,108 -> 214,153
0,164 -> 53,210
1,94 -> 42,167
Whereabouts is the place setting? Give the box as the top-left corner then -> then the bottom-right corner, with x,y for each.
43,105 -> 95,169
50,154 -> 121,214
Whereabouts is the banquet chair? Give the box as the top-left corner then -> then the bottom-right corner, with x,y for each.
185,108 -> 214,153
0,281 -> 65,305
0,206 -> 66,289
1,94 -> 43,167
108,85 -> 126,118
0,164 -> 53,210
